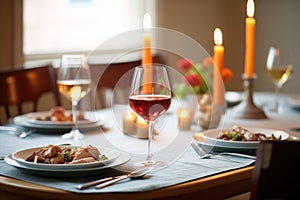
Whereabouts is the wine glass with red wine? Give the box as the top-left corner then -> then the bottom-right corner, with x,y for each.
129,64 -> 172,167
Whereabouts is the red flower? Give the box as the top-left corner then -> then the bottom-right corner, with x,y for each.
177,59 -> 193,71
183,74 -> 202,87
221,68 -> 233,82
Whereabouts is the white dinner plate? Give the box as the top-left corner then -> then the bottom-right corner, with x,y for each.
24,111 -> 104,126
12,146 -> 120,170
13,111 -> 105,131
4,151 -> 130,177
192,139 -> 257,155
26,111 -> 99,126
193,127 -> 290,154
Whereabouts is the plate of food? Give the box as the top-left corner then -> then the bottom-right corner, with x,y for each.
13,107 -> 105,130
5,147 -> 130,177
11,144 -> 120,170
25,107 -> 104,126
193,125 -> 290,153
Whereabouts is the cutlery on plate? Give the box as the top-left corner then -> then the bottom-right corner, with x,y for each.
95,167 -> 153,189
191,142 -> 256,162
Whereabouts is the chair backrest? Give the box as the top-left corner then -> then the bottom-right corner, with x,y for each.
88,55 -> 164,108
250,140 -> 300,200
0,64 -> 61,123
89,55 -> 163,89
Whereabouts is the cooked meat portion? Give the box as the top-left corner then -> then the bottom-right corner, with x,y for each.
35,106 -> 86,122
69,157 -> 97,164
25,144 -> 62,162
71,145 -> 100,161
49,152 -> 65,164
51,106 -> 69,121
25,144 -> 102,164
217,125 -> 282,142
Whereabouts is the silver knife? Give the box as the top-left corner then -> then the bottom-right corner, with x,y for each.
76,176 -> 116,190
77,168 -> 152,190
95,167 -> 152,189
76,170 -> 142,190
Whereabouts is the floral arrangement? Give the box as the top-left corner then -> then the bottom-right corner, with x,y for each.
174,57 -> 233,98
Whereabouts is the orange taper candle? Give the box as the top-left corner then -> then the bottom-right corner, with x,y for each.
142,13 -> 152,94
244,0 -> 255,78
213,28 -> 225,106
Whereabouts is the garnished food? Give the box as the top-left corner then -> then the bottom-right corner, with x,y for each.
25,144 -> 107,164
34,107 -> 86,122
217,125 -> 282,141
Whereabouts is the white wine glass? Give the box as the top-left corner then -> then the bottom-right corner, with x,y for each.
266,46 -> 293,112
57,55 -> 91,140
129,64 -> 172,167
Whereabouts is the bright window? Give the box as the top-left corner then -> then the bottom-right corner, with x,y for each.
23,0 -> 154,58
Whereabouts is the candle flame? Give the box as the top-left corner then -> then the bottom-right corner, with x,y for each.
124,111 -> 137,121
214,28 -> 223,45
143,13 -> 152,30
179,109 -> 190,118
247,0 -> 255,18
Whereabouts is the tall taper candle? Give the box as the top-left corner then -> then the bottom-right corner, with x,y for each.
213,28 -> 225,106
142,13 -> 152,94
244,0 -> 255,78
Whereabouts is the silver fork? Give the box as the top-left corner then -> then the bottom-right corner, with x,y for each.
190,142 -> 256,162
0,126 -> 34,138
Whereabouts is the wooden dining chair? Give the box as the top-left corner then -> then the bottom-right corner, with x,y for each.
0,64 -> 61,124
250,140 -> 300,200
88,55 -> 164,108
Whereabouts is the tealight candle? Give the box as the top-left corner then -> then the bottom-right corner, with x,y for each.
122,111 -> 137,135
135,115 -> 148,138
177,108 -> 192,131
122,110 -> 156,139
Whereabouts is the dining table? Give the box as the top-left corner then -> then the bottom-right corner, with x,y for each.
0,91 -> 299,200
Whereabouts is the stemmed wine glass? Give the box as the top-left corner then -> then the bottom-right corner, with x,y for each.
266,46 -> 293,112
57,55 -> 91,140
129,64 -> 172,167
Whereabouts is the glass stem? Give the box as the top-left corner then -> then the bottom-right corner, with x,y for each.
274,85 -> 280,112
146,121 -> 154,161
72,101 -> 78,132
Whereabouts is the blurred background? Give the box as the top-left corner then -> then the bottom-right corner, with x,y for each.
0,0 -> 299,94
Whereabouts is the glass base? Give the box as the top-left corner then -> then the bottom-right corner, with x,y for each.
268,106 -> 279,112
62,129 -> 84,140
134,160 -> 167,168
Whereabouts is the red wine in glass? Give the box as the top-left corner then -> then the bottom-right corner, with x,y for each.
129,94 -> 171,122
129,64 -> 172,167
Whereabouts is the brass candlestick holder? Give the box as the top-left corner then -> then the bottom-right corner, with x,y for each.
231,74 -> 267,119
